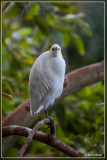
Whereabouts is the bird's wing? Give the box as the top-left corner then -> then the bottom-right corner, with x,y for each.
29,57 -> 52,116
29,50 -> 66,117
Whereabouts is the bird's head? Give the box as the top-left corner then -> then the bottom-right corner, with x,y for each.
50,44 -> 61,57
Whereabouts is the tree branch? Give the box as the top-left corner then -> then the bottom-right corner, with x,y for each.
2,121 -> 83,157
2,38 -> 20,59
2,61 -> 104,156
17,118 -> 56,157
2,92 -> 13,99
2,2 -> 11,13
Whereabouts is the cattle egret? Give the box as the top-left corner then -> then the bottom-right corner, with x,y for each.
29,44 -> 66,125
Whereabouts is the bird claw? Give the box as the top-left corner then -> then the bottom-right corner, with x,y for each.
43,118 -> 54,129
48,117 -> 54,127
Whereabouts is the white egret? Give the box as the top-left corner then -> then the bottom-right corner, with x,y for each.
29,44 -> 66,125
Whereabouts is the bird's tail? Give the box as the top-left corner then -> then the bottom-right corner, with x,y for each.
30,105 -> 44,117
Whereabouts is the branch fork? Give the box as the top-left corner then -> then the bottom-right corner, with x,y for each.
17,118 -> 56,157
2,118 -> 83,157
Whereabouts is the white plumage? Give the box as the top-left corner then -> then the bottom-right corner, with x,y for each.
29,44 -> 66,117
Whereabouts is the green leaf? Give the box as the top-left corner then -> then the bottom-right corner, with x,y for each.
34,28 -> 45,41
52,2 -> 76,13
47,14 -> 56,25
62,33 -> 71,47
59,14 -> 92,37
20,39 -> 31,50
72,19 -> 93,37
24,4 -> 40,20
3,3 -> 22,18
17,27 -> 32,37
34,16 -> 50,35
53,22 -> 71,33
71,33 -> 85,55
10,22 -> 19,30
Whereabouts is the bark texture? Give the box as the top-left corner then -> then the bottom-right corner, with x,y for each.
2,122 -> 83,157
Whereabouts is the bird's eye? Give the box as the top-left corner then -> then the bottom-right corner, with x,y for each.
52,48 -> 54,51
58,48 -> 60,50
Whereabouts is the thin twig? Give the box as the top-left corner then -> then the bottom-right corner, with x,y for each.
2,2 -> 11,13
2,76 -> 18,93
2,123 -> 83,157
2,38 -> 18,57
17,118 -> 55,157
2,92 -> 13,99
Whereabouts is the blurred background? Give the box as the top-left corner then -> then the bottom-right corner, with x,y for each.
2,2 -> 104,157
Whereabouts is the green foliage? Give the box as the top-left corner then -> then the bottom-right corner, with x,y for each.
54,82 -> 104,156
17,27 -> 32,37
24,4 -> 40,20
71,33 -> 85,55
2,2 -> 104,157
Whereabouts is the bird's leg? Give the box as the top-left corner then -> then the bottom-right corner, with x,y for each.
45,108 -> 54,127
45,108 -> 49,118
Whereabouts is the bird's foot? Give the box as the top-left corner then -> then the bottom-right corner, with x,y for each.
44,109 -> 54,128
43,117 -> 54,129
48,117 -> 54,127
